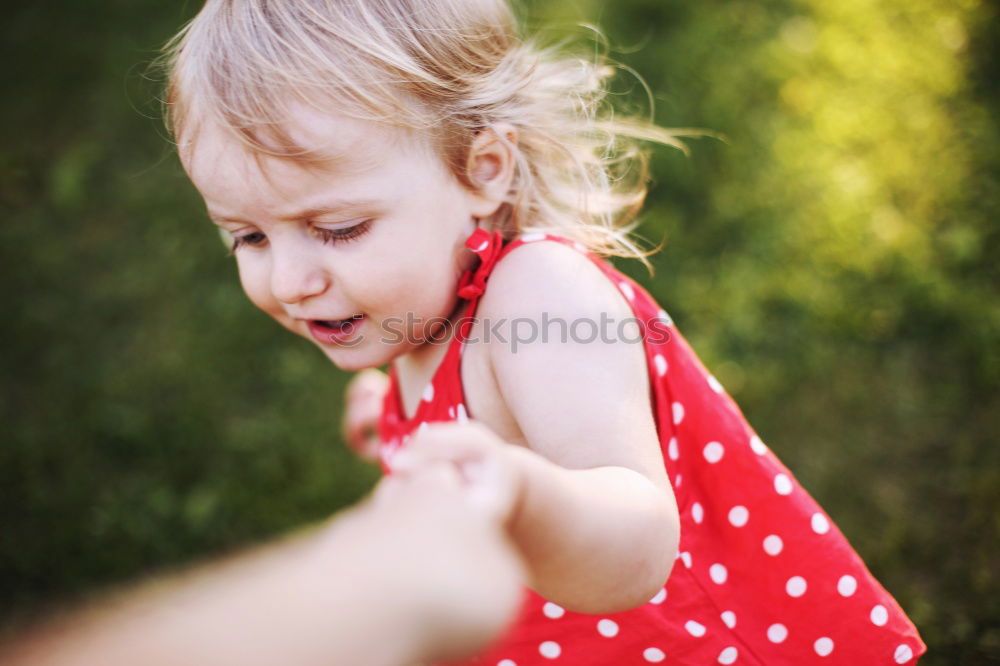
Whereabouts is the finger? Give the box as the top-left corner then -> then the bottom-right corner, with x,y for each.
405,423 -> 492,460
347,369 -> 389,402
343,420 -> 366,453
390,444 -> 451,475
410,420 -> 498,451
391,445 -> 519,526
391,429 -> 498,483
341,416 -> 358,447
460,458 -> 520,526
360,431 -> 381,461
406,459 -> 465,492
377,460 -> 464,506
344,415 -> 379,453
346,390 -> 381,412
343,416 -> 369,446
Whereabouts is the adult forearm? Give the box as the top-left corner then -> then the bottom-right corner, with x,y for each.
505,446 -> 679,614
0,515 -> 425,666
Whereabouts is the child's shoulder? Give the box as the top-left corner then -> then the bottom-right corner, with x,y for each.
471,234 -> 665,478
480,234 -> 634,324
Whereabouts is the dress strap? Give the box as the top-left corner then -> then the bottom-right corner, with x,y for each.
453,227 -> 528,345
452,227 -> 589,345
456,227 -> 507,300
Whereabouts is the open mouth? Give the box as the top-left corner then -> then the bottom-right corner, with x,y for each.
314,314 -> 365,331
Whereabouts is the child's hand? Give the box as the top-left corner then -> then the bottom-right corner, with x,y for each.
341,368 -> 389,461
389,421 -> 526,529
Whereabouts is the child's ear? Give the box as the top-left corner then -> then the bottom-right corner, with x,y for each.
465,123 -> 518,218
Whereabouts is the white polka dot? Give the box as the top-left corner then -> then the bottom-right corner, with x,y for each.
597,619 -> 619,637
654,353 -> 668,377
703,441 -> 725,463
573,241 -> 588,253
473,238 -> 490,252
749,435 -> 767,455
448,405 -> 455,418
709,563 -> 728,584
871,604 -> 889,626
675,473 -> 683,487
763,534 -> 784,556
837,574 -> 857,597
767,623 -> 788,643
498,660 -> 516,666
728,505 -> 749,527
422,383 -> 434,402
721,611 -> 736,628
678,551 -> 692,568
543,602 -> 564,619
718,647 -> 738,664
814,637 -> 834,657
649,587 -> 667,604
538,641 -> 560,659
520,233 -> 546,242
643,647 -> 666,663
456,403 -> 468,423
774,473 -> 793,495
692,502 -> 704,524
657,309 -> 674,326
667,436 -> 679,460
786,576 -> 807,597
811,512 -> 830,534
672,402 -> 685,425
684,620 -> 706,637
620,282 -> 635,301
708,374 -> 724,393
894,644 -> 914,664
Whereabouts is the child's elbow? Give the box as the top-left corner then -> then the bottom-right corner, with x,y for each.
641,516 -> 681,606
618,494 -> 681,611
609,542 -> 677,612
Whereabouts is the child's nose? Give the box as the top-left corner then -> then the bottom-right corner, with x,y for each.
269,242 -> 331,304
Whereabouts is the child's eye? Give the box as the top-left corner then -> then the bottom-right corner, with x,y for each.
226,220 -> 372,255
315,219 -> 372,246
229,231 -> 267,253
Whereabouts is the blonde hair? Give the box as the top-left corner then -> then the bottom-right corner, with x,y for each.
160,0 -> 695,270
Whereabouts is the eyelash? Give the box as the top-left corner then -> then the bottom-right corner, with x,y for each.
228,220 -> 372,254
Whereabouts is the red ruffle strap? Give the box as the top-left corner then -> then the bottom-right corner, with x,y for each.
456,227 -> 505,299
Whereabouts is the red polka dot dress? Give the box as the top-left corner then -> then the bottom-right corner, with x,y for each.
378,228 -> 927,666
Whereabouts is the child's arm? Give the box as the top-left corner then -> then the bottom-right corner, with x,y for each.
0,462 -> 525,666
396,242 -> 680,614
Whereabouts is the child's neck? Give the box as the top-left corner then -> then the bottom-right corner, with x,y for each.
390,296 -> 468,418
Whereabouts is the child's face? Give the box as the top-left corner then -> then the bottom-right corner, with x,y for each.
182,105 -> 488,371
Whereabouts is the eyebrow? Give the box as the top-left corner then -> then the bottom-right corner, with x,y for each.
208,198 -> 383,225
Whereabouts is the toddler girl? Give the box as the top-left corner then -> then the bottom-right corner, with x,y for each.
162,0 -> 927,663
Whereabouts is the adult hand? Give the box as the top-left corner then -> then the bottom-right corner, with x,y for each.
386,421 -> 527,530
367,454 -> 528,662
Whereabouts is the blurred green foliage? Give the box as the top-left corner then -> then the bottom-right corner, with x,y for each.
1,0 -> 997,663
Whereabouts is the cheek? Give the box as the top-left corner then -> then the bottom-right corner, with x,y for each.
361,256 -> 456,321
235,257 -> 275,312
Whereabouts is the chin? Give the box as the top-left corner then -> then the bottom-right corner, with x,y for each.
318,345 -> 393,373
